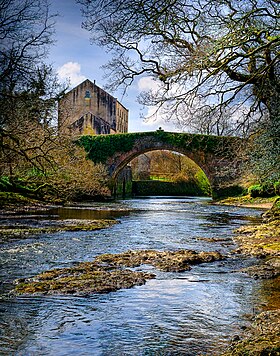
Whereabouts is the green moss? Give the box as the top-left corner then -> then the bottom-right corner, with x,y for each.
0,192 -> 37,206
262,243 -> 280,251
132,180 -> 208,196
217,195 -> 277,206
15,262 -> 155,295
14,249 -> 224,295
77,131 -> 239,164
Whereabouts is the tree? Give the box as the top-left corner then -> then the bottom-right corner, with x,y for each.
0,0 -> 111,200
78,0 -> 279,117
78,0 -> 280,181
0,0 -> 62,175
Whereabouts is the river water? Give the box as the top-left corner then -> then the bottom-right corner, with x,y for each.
0,197 -> 266,355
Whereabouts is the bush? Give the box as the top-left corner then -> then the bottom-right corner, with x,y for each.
248,183 -> 275,198
248,184 -> 263,197
274,181 -> 280,195
214,185 -> 245,198
0,176 -> 13,192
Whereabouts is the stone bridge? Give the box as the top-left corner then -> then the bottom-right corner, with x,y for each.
78,130 -> 243,196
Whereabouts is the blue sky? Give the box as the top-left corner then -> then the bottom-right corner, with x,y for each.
49,0 -> 177,132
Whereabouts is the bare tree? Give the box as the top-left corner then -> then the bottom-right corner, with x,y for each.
78,0 -> 279,116
78,0 -> 280,181
0,0 -> 62,175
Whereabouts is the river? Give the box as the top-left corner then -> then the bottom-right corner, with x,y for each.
0,197 -> 266,355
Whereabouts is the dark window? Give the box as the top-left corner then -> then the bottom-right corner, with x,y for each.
85,90 -> 91,99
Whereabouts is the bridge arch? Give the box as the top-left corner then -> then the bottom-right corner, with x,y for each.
78,130 -> 242,196
111,145 -> 210,183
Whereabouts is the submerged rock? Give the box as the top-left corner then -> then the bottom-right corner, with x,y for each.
0,219 -> 117,241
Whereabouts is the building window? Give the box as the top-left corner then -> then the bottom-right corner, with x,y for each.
85,90 -> 91,99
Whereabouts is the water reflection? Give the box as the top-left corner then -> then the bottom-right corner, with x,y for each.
46,206 -> 131,220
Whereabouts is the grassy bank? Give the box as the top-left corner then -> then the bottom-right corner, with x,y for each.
215,195 -> 276,209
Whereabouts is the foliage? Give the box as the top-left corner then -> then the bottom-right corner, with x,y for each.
248,182 -> 279,198
0,192 -> 38,207
274,182 -> 280,196
246,120 -> 280,184
0,1 -> 110,202
0,0 -> 67,176
213,185 -> 245,199
78,0 -> 279,119
1,140 -> 111,202
130,149 -> 211,195
194,170 -> 212,196
132,180 -> 207,197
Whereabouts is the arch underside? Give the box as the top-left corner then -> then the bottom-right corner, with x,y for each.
110,145 -> 212,184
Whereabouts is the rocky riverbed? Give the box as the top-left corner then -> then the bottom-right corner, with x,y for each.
223,198 -> 280,355
1,194 -> 279,354
12,249 -> 224,296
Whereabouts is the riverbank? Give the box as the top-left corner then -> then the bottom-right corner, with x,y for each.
0,192 -> 59,214
215,195 -> 276,209
222,197 -> 280,355
0,192 -> 117,242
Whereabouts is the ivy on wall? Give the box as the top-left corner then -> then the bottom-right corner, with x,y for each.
77,130 -> 238,164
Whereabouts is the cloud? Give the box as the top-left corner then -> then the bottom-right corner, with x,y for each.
138,76 -> 161,92
57,62 -> 86,87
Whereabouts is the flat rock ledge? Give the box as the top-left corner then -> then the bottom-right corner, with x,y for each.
0,219 -> 117,241
13,249 -> 224,296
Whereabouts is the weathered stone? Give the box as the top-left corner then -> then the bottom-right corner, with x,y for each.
0,219 -> 117,241
223,310 -> 280,355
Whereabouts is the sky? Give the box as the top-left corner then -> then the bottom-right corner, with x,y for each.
49,0 -> 178,133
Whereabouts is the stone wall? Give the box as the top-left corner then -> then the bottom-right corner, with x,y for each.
58,79 -> 128,135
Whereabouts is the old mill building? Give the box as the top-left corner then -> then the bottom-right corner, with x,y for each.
58,79 -> 128,135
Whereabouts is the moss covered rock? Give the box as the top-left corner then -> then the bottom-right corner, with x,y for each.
14,262 -> 155,296
93,249 -> 224,272
14,249 -> 224,296
224,310 -> 280,355
0,219 -> 117,241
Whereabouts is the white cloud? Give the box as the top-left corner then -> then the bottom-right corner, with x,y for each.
134,77 -> 177,132
57,62 -> 86,87
138,76 -> 161,92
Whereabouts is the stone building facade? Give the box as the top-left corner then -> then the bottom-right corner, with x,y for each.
58,79 -> 128,135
